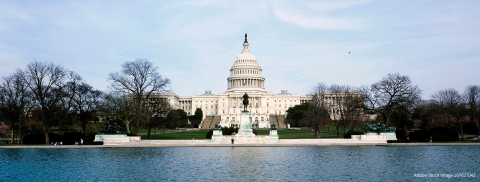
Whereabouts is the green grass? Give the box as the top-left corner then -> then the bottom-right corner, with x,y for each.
141,130 -> 209,140
131,128 -> 191,134
256,129 -> 340,139
321,125 -> 363,132
143,129 -> 343,140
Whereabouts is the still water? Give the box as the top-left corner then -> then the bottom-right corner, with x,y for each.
1,146 -> 479,181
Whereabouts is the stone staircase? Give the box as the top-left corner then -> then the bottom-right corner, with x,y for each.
269,115 -> 287,128
200,116 -> 221,129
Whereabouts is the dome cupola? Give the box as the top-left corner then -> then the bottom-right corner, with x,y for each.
227,34 -> 266,93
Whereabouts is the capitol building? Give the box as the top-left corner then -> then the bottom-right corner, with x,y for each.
163,34 -> 343,129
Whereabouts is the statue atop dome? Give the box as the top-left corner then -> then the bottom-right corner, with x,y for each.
244,33 -> 248,43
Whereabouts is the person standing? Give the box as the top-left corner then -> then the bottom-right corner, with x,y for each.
231,138 -> 234,144
80,139 -> 83,145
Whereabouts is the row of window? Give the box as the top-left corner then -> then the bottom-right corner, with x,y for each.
232,69 -> 260,75
197,102 -> 294,109
236,59 -> 257,63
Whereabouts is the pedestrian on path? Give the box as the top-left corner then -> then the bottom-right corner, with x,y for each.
231,138 -> 234,144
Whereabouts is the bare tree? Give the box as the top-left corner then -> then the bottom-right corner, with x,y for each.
329,85 -> 364,137
0,74 -> 34,144
108,59 -> 170,135
361,73 -> 422,126
145,95 -> 171,139
329,84 -> 347,137
432,88 -> 467,140
309,83 -> 331,138
463,85 -> 480,137
16,61 -> 67,144
72,82 -> 103,134
53,71 -> 82,135
117,93 -> 136,134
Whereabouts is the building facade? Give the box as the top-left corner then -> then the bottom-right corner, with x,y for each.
159,34 -> 363,128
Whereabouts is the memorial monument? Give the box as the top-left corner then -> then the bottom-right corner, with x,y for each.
363,122 -> 397,140
236,93 -> 256,137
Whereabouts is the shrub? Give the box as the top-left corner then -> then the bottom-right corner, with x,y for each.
395,128 -> 406,140
23,133 -> 87,145
23,134 -> 46,144
206,126 -> 258,139
206,129 -> 213,139
409,127 -> 459,142
462,122 -> 479,135
222,127 -> 238,135
343,131 -> 363,138
23,133 -> 61,144
429,127 -> 458,141
62,132 -> 85,145
409,130 -> 429,142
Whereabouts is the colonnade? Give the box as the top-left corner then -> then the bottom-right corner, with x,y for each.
227,96 -> 262,113
179,100 -> 191,114
228,78 -> 264,89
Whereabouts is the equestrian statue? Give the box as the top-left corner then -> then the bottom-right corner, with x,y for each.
242,93 -> 249,112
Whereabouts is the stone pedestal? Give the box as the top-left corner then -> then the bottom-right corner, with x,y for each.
380,132 -> 397,140
94,134 -> 127,142
365,132 -> 397,140
269,130 -> 279,143
236,111 -> 255,137
211,130 -> 223,143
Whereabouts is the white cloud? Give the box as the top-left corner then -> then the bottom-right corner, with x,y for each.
308,0 -> 373,11
273,8 -> 367,30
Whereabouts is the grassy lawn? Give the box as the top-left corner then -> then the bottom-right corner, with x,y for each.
256,129 -> 340,139
143,129 -> 343,140
141,130 -> 209,140
131,127 -> 192,134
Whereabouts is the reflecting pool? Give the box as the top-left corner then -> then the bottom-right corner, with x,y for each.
1,146 -> 479,181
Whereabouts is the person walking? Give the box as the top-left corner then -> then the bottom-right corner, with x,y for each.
231,138 -> 234,144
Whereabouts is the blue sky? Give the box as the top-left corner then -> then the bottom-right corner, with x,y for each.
0,0 -> 479,99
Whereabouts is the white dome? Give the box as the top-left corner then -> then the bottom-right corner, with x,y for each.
234,52 -> 258,63
227,34 -> 266,93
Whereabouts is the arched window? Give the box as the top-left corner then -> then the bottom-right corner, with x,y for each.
232,117 -> 235,122
261,117 -> 264,121
255,117 -> 258,121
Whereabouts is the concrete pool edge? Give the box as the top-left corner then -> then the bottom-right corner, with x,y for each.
1,143 -> 480,148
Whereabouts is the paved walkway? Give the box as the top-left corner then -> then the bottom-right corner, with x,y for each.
1,143 -> 480,149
